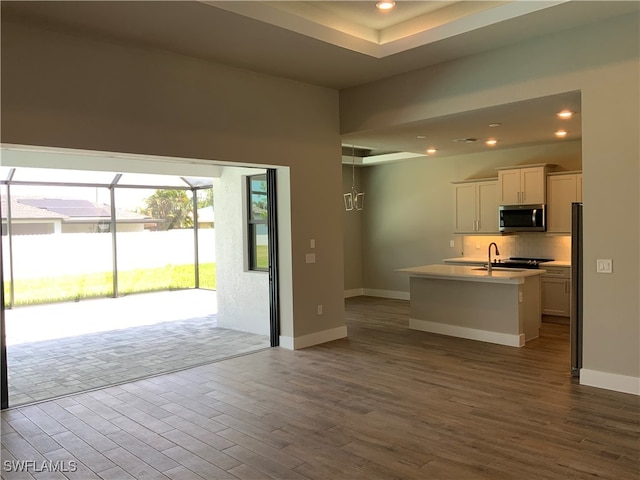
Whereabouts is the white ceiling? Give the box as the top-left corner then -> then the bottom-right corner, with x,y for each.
2,1 -> 638,163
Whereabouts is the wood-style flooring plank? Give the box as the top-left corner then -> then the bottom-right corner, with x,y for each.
160,445 -> 235,479
159,429 -> 239,471
100,446 -> 171,480
2,297 -> 638,480
104,429 -> 179,473
221,445 -> 310,480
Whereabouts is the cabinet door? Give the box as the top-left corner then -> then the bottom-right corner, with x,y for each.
547,175 -> 577,233
542,278 -> 570,316
498,169 -> 521,205
476,181 -> 498,232
454,183 -> 477,233
521,167 -> 545,204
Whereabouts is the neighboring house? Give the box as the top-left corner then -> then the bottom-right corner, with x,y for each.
196,206 -> 214,229
0,196 -> 162,235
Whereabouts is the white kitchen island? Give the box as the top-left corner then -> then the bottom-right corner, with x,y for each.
397,264 -> 545,347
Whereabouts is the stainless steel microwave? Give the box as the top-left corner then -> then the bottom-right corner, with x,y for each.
499,204 -> 546,232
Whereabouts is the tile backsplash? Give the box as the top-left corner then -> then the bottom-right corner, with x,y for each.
462,234 -> 571,261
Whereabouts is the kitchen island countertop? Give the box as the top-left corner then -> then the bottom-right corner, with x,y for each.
398,264 -> 545,285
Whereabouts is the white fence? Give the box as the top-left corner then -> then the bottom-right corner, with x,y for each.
2,229 -> 216,280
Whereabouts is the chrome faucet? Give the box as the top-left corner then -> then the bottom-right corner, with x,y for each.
487,242 -> 500,274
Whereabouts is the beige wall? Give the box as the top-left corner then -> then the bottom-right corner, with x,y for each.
1,20 -> 346,344
341,12 -> 639,390
342,164 -> 363,293
213,167 -> 270,336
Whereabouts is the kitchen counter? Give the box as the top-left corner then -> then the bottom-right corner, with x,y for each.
442,256 -> 487,265
540,260 -> 571,267
398,264 -> 545,284
398,264 -> 543,347
444,257 -> 571,268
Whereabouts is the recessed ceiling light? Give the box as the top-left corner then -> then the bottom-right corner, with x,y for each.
485,138 -> 498,146
557,110 -> 574,119
416,135 -> 427,139
555,130 -> 568,138
376,1 -> 396,11
489,123 -> 502,128
426,148 -> 437,155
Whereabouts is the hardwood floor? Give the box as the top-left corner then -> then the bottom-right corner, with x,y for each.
2,296 -> 638,479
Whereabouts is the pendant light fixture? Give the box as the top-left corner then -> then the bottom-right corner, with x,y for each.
344,145 -> 365,211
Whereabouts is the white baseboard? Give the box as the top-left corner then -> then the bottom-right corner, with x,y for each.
279,325 -> 348,350
409,318 -> 525,347
362,289 -> 410,300
344,288 -> 364,298
580,369 -> 640,396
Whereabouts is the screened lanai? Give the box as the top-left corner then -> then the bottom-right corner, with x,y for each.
1,165 -> 216,307
0,158 -> 271,407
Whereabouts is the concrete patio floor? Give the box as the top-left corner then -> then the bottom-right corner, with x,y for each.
4,289 -> 270,406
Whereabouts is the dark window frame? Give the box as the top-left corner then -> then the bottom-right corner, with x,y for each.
247,174 -> 268,272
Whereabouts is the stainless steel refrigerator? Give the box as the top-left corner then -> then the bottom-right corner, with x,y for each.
570,202 -> 583,377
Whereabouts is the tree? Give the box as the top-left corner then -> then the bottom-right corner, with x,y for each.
197,187 -> 214,209
143,189 -> 193,230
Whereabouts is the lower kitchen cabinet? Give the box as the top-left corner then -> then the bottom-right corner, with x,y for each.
541,266 -> 570,317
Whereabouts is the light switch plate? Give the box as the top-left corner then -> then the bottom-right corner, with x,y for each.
596,259 -> 612,273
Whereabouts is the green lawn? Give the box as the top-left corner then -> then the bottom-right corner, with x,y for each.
256,245 -> 269,270
4,263 -> 216,307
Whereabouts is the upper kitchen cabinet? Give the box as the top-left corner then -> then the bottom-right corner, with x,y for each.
497,165 -> 548,205
547,172 -> 583,233
453,179 -> 499,234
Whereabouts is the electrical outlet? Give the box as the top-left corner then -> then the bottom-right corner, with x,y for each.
449,240 -> 455,248
305,253 -> 316,264
596,259 -> 612,273
518,291 -> 523,303
317,305 -> 323,315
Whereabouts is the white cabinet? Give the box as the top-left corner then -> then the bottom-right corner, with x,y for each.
541,266 -> 570,317
453,179 -> 498,233
547,172 -> 582,233
497,165 -> 547,205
